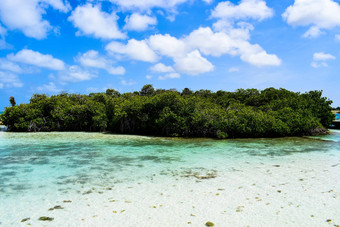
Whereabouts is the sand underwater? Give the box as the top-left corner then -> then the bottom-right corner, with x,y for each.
0,126 -> 339,227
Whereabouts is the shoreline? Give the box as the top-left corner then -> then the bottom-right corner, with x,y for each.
0,126 -> 331,139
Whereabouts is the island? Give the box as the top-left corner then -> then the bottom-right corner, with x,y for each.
0,85 -> 334,138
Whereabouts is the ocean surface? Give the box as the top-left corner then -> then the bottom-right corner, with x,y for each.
0,127 -> 339,226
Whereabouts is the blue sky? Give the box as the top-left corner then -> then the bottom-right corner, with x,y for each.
1,0 -> 340,110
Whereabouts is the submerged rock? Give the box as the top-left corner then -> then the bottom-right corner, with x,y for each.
49,205 -> 64,211
38,217 -> 54,221
20,218 -> 30,222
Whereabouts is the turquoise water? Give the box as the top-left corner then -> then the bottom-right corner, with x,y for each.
0,128 -> 340,226
336,113 -> 340,120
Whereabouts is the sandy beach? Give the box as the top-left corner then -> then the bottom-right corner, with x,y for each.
1,131 -> 340,227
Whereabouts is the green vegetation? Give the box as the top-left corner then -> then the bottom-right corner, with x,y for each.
0,85 -> 334,138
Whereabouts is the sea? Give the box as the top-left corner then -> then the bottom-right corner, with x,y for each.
336,113 -> 340,120
0,127 -> 339,226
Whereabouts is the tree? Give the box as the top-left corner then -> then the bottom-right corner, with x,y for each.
181,88 -> 193,96
9,96 -> 16,107
106,89 -> 120,98
140,84 -> 155,96
0,85 -> 333,138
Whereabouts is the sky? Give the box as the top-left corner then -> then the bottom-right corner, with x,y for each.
1,0 -> 340,110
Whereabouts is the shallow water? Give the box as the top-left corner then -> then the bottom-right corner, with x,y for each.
336,113 -> 340,120
0,128 -> 340,226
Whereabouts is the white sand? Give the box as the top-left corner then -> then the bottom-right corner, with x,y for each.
4,150 -> 339,227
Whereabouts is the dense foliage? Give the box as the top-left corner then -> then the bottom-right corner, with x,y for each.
0,85 -> 334,138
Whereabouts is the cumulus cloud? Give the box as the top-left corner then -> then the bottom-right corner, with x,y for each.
124,13 -> 157,31
106,25 -> 281,75
311,62 -> 328,68
150,63 -> 175,73
0,71 -> 23,88
58,65 -> 97,82
149,34 -> 188,58
77,50 -> 125,75
239,42 -> 281,66
8,49 -> 65,70
311,52 -> 335,68
106,39 -> 159,62
186,27 -> 281,66
283,0 -> 340,38
68,4 -> 126,39
211,0 -> 274,21
185,27 -> 237,57
174,50 -> 214,75
313,52 -> 336,61
158,72 -> 180,80
0,59 -> 23,73
0,0 -> 70,39
36,82 -> 61,93
109,0 -> 188,11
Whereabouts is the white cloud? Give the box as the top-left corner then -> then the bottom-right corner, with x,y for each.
107,25 -> 281,73
124,13 -> 157,31
106,39 -> 159,62
283,0 -> 340,38
211,0 -> 274,21
0,71 -> 23,88
0,59 -> 23,73
8,49 -> 65,70
335,34 -> 340,42
158,73 -> 180,80
186,27 -> 237,57
0,0 -> 70,39
146,75 -> 153,79
36,82 -> 61,93
0,23 -> 6,38
186,27 -> 281,66
42,0 -> 71,12
68,4 -> 126,39
149,34 -> 188,58
174,50 -> 214,75
313,52 -> 336,61
311,52 -> 335,68
202,0 -> 213,3
77,50 -> 125,75
109,0 -> 188,11
78,50 -> 107,69
239,42 -> 281,66
0,24 -> 11,49
0,40 -> 11,50
311,62 -> 328,68
212,20 -> 254,40
121,79 -> 137,86
59,65 -> 97,82
228,67 -> 239,72
302,26 -> 325,38
150,63 -> 175,73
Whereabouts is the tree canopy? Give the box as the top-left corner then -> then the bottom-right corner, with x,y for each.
0,85 -> 334,138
